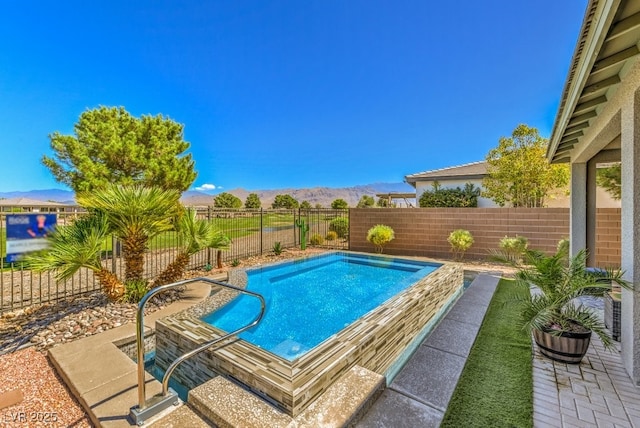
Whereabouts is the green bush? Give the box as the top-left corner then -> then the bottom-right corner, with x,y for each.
123,279 -> 149,303
419,182 -> 480,208
329,217 -> 349,238
272,241 -> 283,255
325,231 -> 338,241
448,229 -> 474,260
367,224 -> 395,253
310,233 -> 324,245
499,235 -> 528,263
231,259 -> 241,267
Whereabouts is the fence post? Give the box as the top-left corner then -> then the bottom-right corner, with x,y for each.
111,235 -> 118,273
260,208 -> 263,255
294,209 -> 298,246
207,206 -> 212,267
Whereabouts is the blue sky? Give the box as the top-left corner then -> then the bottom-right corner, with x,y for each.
0,1 -> 587,193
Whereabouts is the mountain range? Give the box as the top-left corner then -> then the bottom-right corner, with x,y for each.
0,182 -> 416,208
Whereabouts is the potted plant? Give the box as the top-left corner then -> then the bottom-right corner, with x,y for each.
509,248 -> 630,363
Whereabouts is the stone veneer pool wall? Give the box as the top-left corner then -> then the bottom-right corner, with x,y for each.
155,256 -> 463,416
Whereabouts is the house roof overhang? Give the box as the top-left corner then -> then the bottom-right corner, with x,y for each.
404,161 -> 487,187
547,0 -> 640,163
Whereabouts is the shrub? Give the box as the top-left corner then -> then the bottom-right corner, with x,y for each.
367,224 -> 395,253
329,217 -> 349,238
331,198 -> 348,209
123,279 -> 149,303
419,182 -> 480,208
498,235 -> 528,263
448,229 -> 474,260
325,231 -> 338,241
272,241 -> 283,255
231,259 -> 241,267
310,234 -> 324,245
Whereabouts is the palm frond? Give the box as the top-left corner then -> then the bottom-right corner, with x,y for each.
25,213 -> 109,281
77,184 -> 181,239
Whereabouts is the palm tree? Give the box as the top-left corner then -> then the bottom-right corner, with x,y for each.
27,213 -> 124,300
77,185 -> 181,283
511,249 -> 630,350
152,209 -> 231,287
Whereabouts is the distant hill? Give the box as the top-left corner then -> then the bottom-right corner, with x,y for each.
0,182 -> 415,208
182,182 -> 415,207
0,189 -> 76,204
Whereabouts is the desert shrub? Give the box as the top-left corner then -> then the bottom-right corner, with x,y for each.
325,231 -> 338,241
123,279 -> 149,303
448,229 -> 474,260
231,259 -> 241,267
310,234 -> 324,245
272,241 -> 283,255
329,217 -> 349,238
498,235 -> 528,263
367,224 -> 395,253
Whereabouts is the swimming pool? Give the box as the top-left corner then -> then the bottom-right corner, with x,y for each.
155,252 -> 463,416
201,252 -> 439,360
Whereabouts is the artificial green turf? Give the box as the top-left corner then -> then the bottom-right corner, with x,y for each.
440,279 -> 533,428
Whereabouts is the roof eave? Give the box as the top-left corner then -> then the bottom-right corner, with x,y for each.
547,0 -> 622,163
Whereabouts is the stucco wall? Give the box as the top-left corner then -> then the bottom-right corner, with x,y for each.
350,207 -> 621,267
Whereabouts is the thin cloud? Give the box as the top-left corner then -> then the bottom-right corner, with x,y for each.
194,183 -> 217,192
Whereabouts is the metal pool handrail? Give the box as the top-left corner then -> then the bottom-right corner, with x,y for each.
130,277 -> 265,425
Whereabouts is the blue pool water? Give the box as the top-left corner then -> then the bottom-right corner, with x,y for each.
201,252 -> 440,361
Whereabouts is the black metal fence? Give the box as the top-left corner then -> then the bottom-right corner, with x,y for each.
0,208 -> 349,315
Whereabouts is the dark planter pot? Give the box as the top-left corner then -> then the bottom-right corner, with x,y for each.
533,327 -> 591,364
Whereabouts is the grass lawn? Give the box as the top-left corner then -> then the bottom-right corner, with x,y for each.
441,278 -> 533,428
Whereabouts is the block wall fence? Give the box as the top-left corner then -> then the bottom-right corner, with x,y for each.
349,208 -> 621,267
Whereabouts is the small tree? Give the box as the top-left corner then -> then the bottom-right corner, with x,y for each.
596,164 -> 621,200
245,193 -> 261,209
329,217 -> 349,238
42,106 -> 196,192
376,197 -> 389,207
300,200 -> 312,209
367,224 -> 395,253
214,192 -> 242,208
357,195 -> 375,208
331,198 -> 348,209
447,229 -> 474,261
272,194 -> 299,209
482,124 -> 569,207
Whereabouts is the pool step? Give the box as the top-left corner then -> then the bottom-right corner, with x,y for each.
148,404 -> 213,427
188,365 -> 385,428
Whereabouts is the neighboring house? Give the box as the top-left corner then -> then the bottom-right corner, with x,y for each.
0,198 -> 76,213
405,161 -> 496,207
405,160 -> 620,208
546,0 -> 640,383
